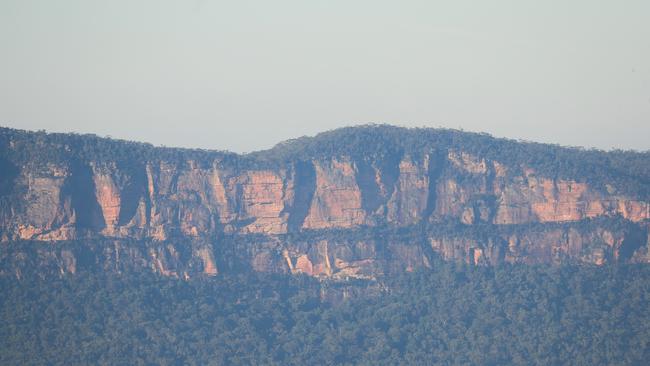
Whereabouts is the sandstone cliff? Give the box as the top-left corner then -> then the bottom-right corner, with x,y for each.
1,126 -> 649,279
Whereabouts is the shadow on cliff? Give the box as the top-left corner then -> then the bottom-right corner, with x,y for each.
355,158 -> 383,213
0,156 -> 19,198
286,160 -> 316,232
619,224 -> 648,262
117,163 -> 149,226
423,150 -> 447,219
354,153 -> 402,215
62,161 -> 106,231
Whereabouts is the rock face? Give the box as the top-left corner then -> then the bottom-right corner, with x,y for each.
1,126 -> 649,279
303,159 -> 366,229
386,155 -> 431,225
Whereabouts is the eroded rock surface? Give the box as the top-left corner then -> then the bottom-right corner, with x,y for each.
1,126 -> 649,279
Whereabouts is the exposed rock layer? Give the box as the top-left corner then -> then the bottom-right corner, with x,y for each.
1,127 -> 649,279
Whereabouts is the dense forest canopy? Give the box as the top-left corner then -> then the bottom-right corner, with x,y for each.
1,261 -> 649,365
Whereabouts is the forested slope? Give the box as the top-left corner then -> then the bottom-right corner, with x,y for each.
1,262 -> 648,365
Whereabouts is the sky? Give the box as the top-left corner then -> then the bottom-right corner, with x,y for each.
1,0 -> 649,153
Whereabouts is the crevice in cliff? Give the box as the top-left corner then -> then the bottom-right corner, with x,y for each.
286,160 -> 316,232
423,150 -> 447,220
0,157 -> 19,228
232,182 -> 245,221
418,226 -> 438,268
117,164 -> 148,226
378,152 -> 402,199
64,161 -> 106,231
619,224 -> 648,262
354,158 -> 382,214
486,160 -> 497,194
0,156 -> 18,198
170,164 -> 181,194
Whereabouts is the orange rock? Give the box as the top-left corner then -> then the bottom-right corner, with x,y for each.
282,250 -> 295,272
618,200 -> 650,222
145,163 -> 156,200
60,250 -> 76,274
149,248 -> 178,277
209,167 -> 232,221
36,226 -> 76,241
236,170 -> 289,234
17,225 -> 39,239
23,167 -> 74,236
295,254 -> 313,275
471,247 -> 483,265
448,151 -> 487,174
303,159 -> 365,229
461,208 -> 475,225
197,247 -> 218,276
493,161 -> 507,177
531,179 -> 588,222
92,172 -> 121,232
387,155 -> 429,225
435,178 -> 471,220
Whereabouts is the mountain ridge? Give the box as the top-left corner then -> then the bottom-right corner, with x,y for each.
4,124 -> 650,195
1,125 -> 649,279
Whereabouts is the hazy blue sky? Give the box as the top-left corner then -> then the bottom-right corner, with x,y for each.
1,1 -> 648,153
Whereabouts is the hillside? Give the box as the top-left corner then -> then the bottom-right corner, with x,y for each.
2,261 -> 649,365
1,125 -> 650,279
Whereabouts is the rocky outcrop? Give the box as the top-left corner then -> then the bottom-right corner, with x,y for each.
1,126 -> 649,279
91,165 -> 122,235
4,219 -> 647,280
235,170 -> 291,234
386,155 -> 430,225
6,149 -> 649,242
492,169 -> 650,225
16,163 -> 76,241
303,159 -> 366,229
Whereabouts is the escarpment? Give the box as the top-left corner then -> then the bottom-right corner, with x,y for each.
1,126 -> 649,279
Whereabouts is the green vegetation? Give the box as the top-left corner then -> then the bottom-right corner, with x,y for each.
254,125 -> 650,198
1,262 -> 649,365
2,125 -> 650,198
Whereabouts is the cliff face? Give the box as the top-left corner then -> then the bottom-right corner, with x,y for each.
1,126 -> 649,279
